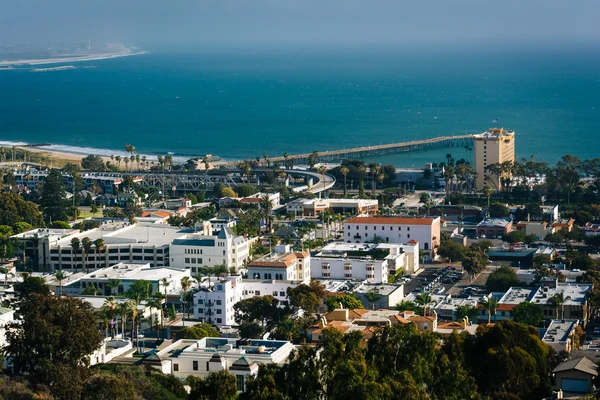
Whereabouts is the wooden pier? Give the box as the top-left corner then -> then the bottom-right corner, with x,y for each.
268,134 -> 474,164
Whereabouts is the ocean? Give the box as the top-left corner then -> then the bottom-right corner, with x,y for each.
0,47 -> 599,167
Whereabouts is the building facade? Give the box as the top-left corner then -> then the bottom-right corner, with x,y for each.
170,227 -> 250,273
344,216 -> 441,256
473,128 -> 515,189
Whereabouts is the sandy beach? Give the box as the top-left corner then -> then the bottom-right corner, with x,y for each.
0,50 -> 148,67
17,146 -> 112,166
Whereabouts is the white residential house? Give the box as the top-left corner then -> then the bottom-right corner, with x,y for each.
170,226 -> 250,273
344,216 -> 441,257
151,338 -> 294,392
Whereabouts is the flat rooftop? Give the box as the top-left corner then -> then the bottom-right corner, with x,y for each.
166,338 -> 289,358
477,218 -> 511,228
499,287 -> 539,304
80,263 -> 187,281
473,128 -> 514,139
13,228 -> 78,240
55,222 -> 192,247
543,319 -> 579,344
354,283 -> 403,296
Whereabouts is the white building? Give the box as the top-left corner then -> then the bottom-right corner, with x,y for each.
193,274 -> 301,327
344,216 -> 441,256
55,263 -> 190,296
286,198 -> 378,217
0,307 -> 15,348
170,226 -> 250,273
247,245 -> 310,283
152,337 -> 294,392
18,222 -> 194,271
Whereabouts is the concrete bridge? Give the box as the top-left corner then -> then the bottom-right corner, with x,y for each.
268,134 -> 474,164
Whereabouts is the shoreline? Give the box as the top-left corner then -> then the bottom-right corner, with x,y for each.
0,50 -> 149,67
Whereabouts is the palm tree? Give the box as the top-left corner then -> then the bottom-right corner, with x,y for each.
180,276 -> 192,327
340,166 -> 349,197
160,277 -> 171,307
83,282 -> 100,296
549,292 -> 566,319
81,237 -> 92,273
141,156 -> 147,171
318,166 -> 328,198
107,278 -> 122,296
94,238 -> 106,268
126,300 -> 139,345
103,296 -> 118,338
416,293 -> 432,316
55,269 -> 66,295
135,154 -> 140,170
482,185 -> 493,213
115,155 -> 122,169
146,298 -> 164,335
118,302 -> 129,339
481,297 -> 499,324
70,238 -> 81,272
366,289 -> 382,310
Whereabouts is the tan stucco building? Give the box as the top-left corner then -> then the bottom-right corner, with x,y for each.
474,128 -> 515,189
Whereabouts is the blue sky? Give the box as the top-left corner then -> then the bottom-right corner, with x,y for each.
1,0 -> 598,48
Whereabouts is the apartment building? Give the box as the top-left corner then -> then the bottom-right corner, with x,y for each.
170,226 -> 250,273
473,128 -> 515,189
193,274 -> 300,326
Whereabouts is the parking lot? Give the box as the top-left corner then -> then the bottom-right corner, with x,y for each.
404,265 -> 470,296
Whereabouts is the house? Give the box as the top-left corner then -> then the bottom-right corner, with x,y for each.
116,192 -> 143,207
552,218 -> 575,233
344,216 -> 441,256
552,356 -> 598,394
0,307 -> 15,348
151,337 -> 294,392
476,218 -> 513,238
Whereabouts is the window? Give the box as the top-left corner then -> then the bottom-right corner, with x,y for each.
280,292 -> 285,297
255,291 -> 260,295
344,273 -> 352,278
407,227 -> 410,231
197,308 -> 204,314
216,300 -> 222,305
365,226 -> 368,230
217,318 -> 222,323
273,291 -> 278,296
193,361 -> 198,371
322,272 -> 330,277
407,234 -> 410,238
348,232 -> 350,237
216,309 -> 222,314
373,226 -> 376,231
174,364 -> 179,372
185,258 -> 190,263
198,299 -> 204,304
236,375 -> 245,392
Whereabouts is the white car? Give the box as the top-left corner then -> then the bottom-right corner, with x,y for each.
572,269 -> 581,272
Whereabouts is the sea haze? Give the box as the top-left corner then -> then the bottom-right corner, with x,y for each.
0,47 -> 599,166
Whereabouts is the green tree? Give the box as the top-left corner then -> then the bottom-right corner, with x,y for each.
286,280 -> 326,314
5,290 -> 102,396
40,169 -> 69,223
178,323 -> 220,340
0,192 -> 43,228
326,294 -> 364,311
180,276 -> 192,326
462,247 -> 488,279
455,305 -> 479,322
486,266 -> 521,292
415,293 -> 432,316
71,237 -> 81,272
489,203 -> 510,218
127,279 -> 152,303
55,269 -> 66,295
504,231 -> 526,244
82,373 -> 138,400
188,370 -> 238,400
49,220 -> 71,229
513,301 -> 543,327
437,241 -> 465,262
480,296 -> 499,324
548,292 -> 565,319
81,154 -> 106,171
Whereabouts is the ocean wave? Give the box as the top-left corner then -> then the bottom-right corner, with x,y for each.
0,140 -> 191,163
